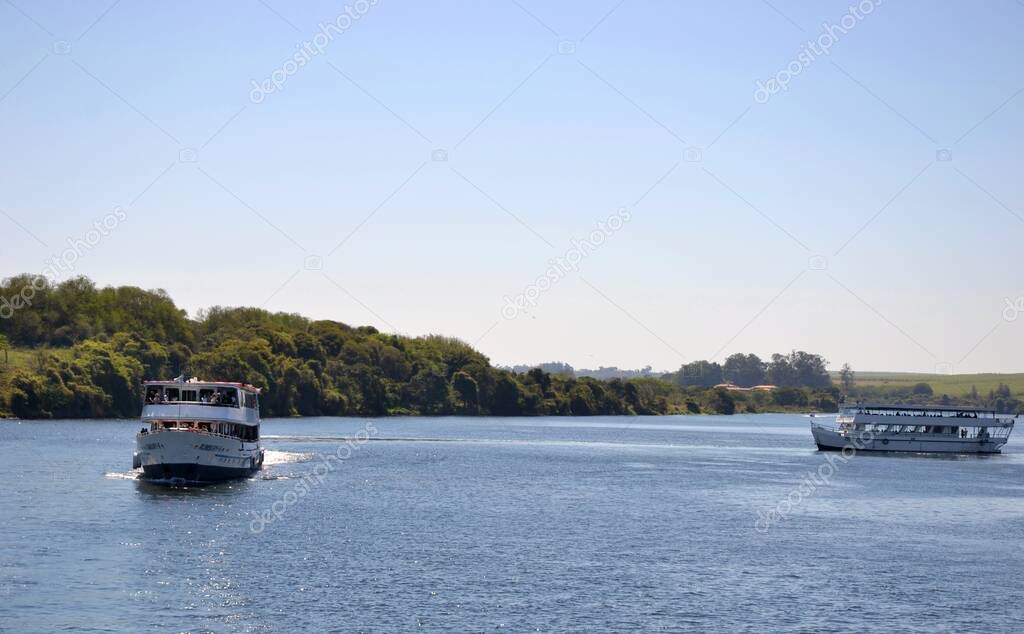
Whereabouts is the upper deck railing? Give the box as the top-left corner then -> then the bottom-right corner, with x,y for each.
836,408 -> 1014,427
835,403 -> 995,419
142,378 -> 261,424
141,402 -> 260,425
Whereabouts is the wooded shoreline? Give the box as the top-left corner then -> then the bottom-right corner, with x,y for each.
1,275 -> 1020,419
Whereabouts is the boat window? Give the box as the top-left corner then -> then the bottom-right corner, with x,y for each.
165,387 -> 179,401
145,387 -> 162,404
180,390 -> 197,402
215,388 -> 239,407
199,388 -> 214,403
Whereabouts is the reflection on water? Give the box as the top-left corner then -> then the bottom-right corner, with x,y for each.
262,449 -> 313,465
133,476 -> 253,498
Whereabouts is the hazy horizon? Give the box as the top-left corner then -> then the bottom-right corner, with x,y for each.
2,1 -> 1022,374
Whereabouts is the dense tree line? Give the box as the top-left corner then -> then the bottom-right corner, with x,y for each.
0,275 -> 844,419
669,351 -> 831,389
501,362 -> 657,380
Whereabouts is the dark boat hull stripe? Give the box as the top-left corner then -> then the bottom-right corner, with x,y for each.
141,462 -> 258,483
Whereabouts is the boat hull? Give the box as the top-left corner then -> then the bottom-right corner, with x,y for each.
135,428 -> 263,484
141,462 -> 257,482
811,423 -> 1006,454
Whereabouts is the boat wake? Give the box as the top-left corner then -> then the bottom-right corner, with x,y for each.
105,470 -> 142,480
263,449 -> 314,466
263,435 -> 463,443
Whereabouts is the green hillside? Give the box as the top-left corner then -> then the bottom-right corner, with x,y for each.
0,274 -> 842,419
832,371 -> 1024,398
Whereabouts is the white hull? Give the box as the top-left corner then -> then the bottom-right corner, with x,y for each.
811,423 -> 1007,454
135,428 -> 263,482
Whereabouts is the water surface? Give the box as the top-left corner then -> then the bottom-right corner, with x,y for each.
1,414 -> 1022,632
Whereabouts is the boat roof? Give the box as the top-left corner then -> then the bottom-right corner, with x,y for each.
143,379 -> 261,393
842,403 -> 996,414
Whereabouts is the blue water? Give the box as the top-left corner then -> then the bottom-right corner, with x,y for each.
1,414 -> 1022,633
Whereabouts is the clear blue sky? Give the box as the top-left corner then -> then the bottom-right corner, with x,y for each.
2,0 -> 1022,373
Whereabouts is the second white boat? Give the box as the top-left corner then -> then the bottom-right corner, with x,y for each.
811,403 -> 1015,454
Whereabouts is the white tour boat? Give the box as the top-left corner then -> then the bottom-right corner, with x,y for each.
133,377 -> 264,483
811,403 -> 1015,454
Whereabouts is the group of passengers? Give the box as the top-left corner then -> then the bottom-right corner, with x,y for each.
872,411 -> 978,419
142,420 -> 256,440
145,389 -> 238,407
199,391 -> 237,406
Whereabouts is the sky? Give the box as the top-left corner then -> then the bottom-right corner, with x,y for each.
1,0 -> 1022,374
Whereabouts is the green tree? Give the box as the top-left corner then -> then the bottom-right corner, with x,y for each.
569,383 -> 596,415
722,353 -> 766,387
674,360 -> 723,387
766,353 -> 796,386
839,363 -> 854,393
708,388 -> 736,414
451,371 -> 480,413
768,351 -> 829,387
404,367 -> 452,415
911,382 -> 933,396
773,386 -> 809,407
526,368 -> 552,394
0,334 -> 8,364
491,374 -> 524,415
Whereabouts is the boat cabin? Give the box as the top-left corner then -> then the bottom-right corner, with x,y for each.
140,378 -> 262,431
144,381 -> 259,409
837,403 -> 1013,440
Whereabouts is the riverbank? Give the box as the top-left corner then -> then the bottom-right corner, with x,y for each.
0,400 -> 829,421
2,275 -> 1020,420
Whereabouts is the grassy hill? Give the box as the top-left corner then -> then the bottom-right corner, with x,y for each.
831,371 -> 1024,398
3,347 -> 73,370
0,348 -> 74,387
